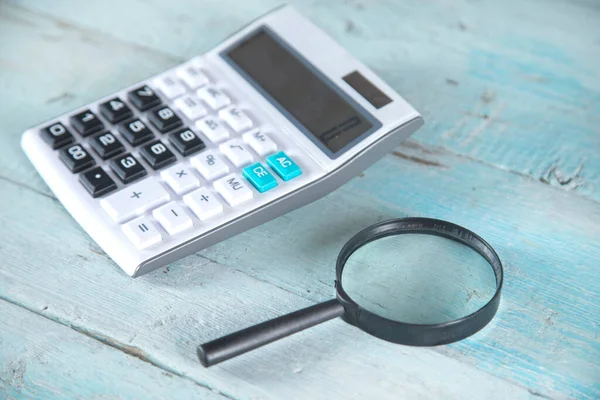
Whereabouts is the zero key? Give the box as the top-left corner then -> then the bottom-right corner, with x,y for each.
41,122 -> 74,149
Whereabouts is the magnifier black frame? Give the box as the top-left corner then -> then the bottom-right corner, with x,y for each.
335,217 -> 504,346
198,217 -> 503,367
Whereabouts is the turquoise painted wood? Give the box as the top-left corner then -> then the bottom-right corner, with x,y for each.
0,0 -> 599,399
0,301 -> 226,399
4,0 -> 600,202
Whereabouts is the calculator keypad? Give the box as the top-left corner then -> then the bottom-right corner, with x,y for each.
152,202 -> 194,235
60,144 -> 95,173
195,116 -> 230,143
100,178 -> 170,223
70,110 -> 104,137
177,64 -> 209,89
148,106 -> 183,133
121,216 -> 162,249
42,123 -> 75,149
90,132 -> 126,160
154,76 -> 187,99
128,85 -> 161,111
140,141 -> 177,170
119,119 -> 154,146
110,153 -> 147,183
37,61 -> 306,253
219,139 -> 254,167
219,106 -> 253,133
214,173 -> 254,206
197,86 -> 230,110
243,163 -> 278,193
183,187 -> 224,221
243,130 -> 277,156
99,98 -> 133,123
190,152 -> 229,180
169,128 -> 205,156
174,95 -> 207,121
161,164 -> 201,195
80,167 -> 117,198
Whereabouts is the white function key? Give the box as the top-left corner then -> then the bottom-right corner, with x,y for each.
153,202 -> 194,235
153,75 -> 186,99
214,173 -> 254,207
161,163 -> 200,195
195,116 -> 230,143
219,106 -> 253,133
190,152 -> 229,180
219,139 -> 254,167
176,64 -> 209,89
196,86 -> 231,110
243,130 -> 277,156
100,178 -> 170,223
122,217 -> 162,250
173,95 -> 207,121
183,187 -> 224,221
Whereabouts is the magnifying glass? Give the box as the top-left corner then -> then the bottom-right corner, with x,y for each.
198,217 -> 503,367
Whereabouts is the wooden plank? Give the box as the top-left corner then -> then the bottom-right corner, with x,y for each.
0,179 -> 534,400
7,0 -> 600,202
0,2 -> 178,194
0,1 -> 599,399
1,141 -> 598,398
0,299 -> 227,400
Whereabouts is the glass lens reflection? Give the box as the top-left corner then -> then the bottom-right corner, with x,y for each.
341,234 -> 496,324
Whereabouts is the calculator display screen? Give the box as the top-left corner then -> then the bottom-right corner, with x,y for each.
224,28 -> 379,157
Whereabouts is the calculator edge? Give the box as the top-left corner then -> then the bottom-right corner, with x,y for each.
19,5 -> 425,277
208,5 -> 422,172
134,116 -> 424,276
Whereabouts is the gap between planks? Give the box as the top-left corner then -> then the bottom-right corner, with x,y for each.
7,2 -> 596,204
3,138 -> 599,220
0,295 -> 239,400
0,148 -> 576,399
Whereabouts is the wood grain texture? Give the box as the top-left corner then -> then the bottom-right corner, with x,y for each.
7,0 -> 600,201
1,143 -> 598,398
0,300 -> 227,400
0,0 -> 599,399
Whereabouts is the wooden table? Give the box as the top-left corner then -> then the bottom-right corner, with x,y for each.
1,1 -> 598,398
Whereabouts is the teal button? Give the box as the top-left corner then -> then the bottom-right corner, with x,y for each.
243,162 -> 278,193
266,151 -> 302,181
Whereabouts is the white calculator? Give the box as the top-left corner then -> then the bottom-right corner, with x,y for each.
21,6 -> 423,277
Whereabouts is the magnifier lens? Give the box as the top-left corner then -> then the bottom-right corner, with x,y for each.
341,234 -> 497,324
198,219 -> 503,367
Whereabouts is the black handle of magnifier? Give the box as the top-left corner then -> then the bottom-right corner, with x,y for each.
197,299 -> 345,367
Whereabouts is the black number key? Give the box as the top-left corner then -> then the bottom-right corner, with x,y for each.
41,122 -> 74,149
128,85 -> 161,111
99,97 -> 133,123
118,118 -> 154,146
147,106 -> 182,133
60,144 -> 95,173
140,140 -> 176,170
70,109 -> 104,137
80,167 -> 117,198
169,128 -> 205,156
110,153 -> 147,184
90,132 -> 125,160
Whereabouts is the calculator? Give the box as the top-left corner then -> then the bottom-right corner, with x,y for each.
21,6 -> 423,277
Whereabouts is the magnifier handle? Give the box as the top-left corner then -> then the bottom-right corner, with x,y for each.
198,299 -> 344,367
